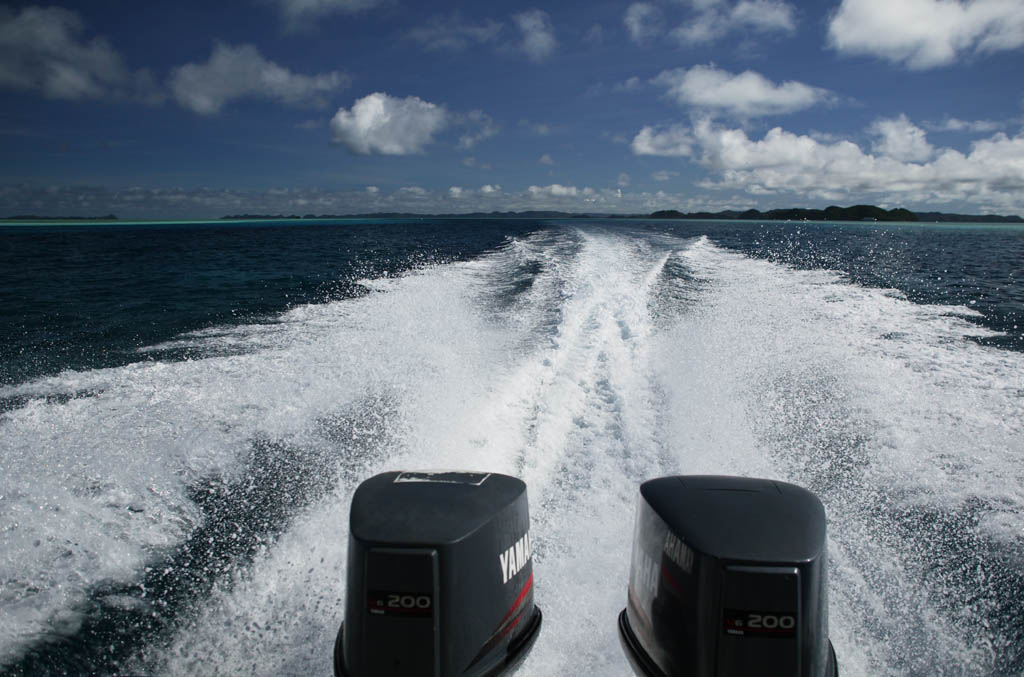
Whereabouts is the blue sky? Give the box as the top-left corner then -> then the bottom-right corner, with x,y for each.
1,0 -> 1022,218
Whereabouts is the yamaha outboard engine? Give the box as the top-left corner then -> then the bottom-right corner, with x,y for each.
618,475 -> 838,677
335,470 -> 542,677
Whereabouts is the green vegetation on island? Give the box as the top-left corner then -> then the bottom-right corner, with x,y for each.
643,205 -> 1022,222
648,205 -> 917,221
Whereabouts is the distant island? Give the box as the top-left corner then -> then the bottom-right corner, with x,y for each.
217,205 -> 1023,223
5,205 -> 1022,223
642,205 -> 1023,223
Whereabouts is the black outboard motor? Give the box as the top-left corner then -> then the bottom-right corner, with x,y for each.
335,470 -> 542,677
618,475 -> 838,677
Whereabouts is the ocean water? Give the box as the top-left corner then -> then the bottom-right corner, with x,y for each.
0,218 -> 1022,676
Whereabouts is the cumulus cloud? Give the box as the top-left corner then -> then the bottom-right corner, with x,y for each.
631,124 -> 695,156
457,110 -> 499,149
827,0 -> 1024,69
0,182 -> 558,219
652,65 -> 832,117
446,185 -> 506,199
624,3 -> 663,43
171,43 -> 347,114
0,6 -> 161,102
690,118 -> 1024,211
330,92 -> 448,155
514,10 -> 556,63
730,0 -> 796,32
528,184 -> 578,197
625,115 -> 1024,211
539,153 -> 555,165
670,0 -> 797,45
9,165 -> 1023,219
406,13 -> 503,51
869,114 -> 934,162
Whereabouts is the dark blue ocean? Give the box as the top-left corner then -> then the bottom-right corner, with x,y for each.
1,218 -> 1022,675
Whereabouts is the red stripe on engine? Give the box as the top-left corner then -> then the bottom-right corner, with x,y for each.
498,572 -> 533,626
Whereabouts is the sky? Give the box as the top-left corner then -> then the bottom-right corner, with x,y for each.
1,0 -> 1023,218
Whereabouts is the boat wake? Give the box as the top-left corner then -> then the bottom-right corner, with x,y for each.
1,227 -> 1021,675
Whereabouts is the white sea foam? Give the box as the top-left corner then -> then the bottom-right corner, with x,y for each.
2,227 -> 1022,675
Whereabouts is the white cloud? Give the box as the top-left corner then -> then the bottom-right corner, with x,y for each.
171,43 -> 347,114
457,110 -> 499,149
651,169 -> 680,181
624,116 -> 1024,210
689,118 -> 1024,211
520,120 -> 552,135
686,0 -> 725,9
670,11 -> 725,44
652,65 -> 831,117
632,124 -> 695,156
670,0 -> 797,45
406,13 -> 503,51
624,3 -> 663,43
365,186 -> 379,194
514,10 -> 556,63
827,0 -> 1024,69
528,184 -> 578,197
618,172 -> 632,187
330,92 -> 448,155
9,171 -> 1023,220
869,114 -> 934,162
927,117 -> 1006,133
0,6 -> 161,102
730,0 -> 796,32
539,153 -> 555,165
0,183 -> 604,219
449,186 -> 466,198
614,76 -> 644,92
267,0 -> 386,27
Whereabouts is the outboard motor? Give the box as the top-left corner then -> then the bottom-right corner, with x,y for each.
618,475 -> 838,677
334,470 -> 542,677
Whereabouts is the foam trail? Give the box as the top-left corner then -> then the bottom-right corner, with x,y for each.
0,255 -> 517,668
656,237 -> 1024,675
3,227 -> 1022,675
